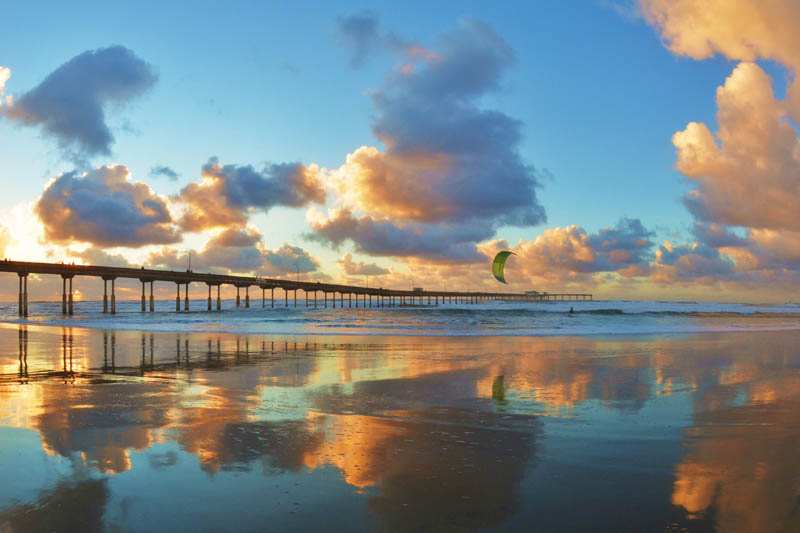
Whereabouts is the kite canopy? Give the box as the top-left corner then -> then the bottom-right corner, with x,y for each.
492,250 -> 516,284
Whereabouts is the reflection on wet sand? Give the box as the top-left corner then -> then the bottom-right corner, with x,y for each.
671,378 -> 800,532
1,325 -> 799,531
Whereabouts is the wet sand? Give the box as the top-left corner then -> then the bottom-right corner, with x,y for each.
1,324 -> 799,532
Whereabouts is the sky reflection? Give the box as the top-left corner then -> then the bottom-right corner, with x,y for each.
1,326 -> 799,531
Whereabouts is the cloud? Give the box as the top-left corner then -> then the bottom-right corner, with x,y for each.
35,165 -> 181,247
640,2 -> 800,291
199,231 -> 269,272
352,20 -> 542,225
148,226 -> 319,276
641,0 -> 800,122
487,218 -> 654,284
337,11 -> 382,68
338,253 -> 389,276
640,0 -> 800,80
177,157 -> 324,231
651,241 -> 735,283
313,19 -> 546,262
263,244 -> 318,275
309,208 -> 491,263
0,67 -> 9,90
65,247 -> 135,268
0,67 -> 10,105
600,0 -> 642,22
691,223 -> 748,249
673,63 -> 800,232
0,46 -> 157,160
150,165 -> 179,181
586,218 -> 654,271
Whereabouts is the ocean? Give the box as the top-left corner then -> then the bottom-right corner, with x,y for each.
2,298 -> 800,336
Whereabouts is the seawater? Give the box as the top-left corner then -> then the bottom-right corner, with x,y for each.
1,298 -> 799,336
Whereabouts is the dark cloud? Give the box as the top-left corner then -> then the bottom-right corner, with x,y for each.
177,157 -> 325,231
653,241 -> 735,281
1,46 -> 157,160
211,226 -> 262,248
337,11 -> 382,68
35,165 -> 181,248
309,209 -> 491,263
587,217 -> 654,271
692,223 -> 749,249
338,253 -> 390,276
150,165 -> 179,181
359,19 -> 542,226
263,244 -> 319,275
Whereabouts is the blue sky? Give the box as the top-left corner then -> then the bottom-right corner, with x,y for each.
0,0 -> 728,235
3,0 -> 797,301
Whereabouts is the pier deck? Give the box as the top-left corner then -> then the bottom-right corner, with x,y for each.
0,260 -> 592,316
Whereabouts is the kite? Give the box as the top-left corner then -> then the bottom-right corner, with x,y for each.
492,250 -> 516,284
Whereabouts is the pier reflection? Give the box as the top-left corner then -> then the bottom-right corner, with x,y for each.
0,327 -> 799,531
17,325 -> 27,384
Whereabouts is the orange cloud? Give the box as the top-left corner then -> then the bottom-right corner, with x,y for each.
335,145 -> 455,222
674,63 -> 800,232
641,0 -> 800,123
177,157 -> 324,232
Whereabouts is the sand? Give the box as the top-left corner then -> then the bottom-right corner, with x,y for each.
1,324 -> 799,532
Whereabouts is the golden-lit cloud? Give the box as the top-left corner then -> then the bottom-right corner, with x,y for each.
0,66 -> 11,106
641,0 -> 800,64
36,165 -> 180,248
333,145 -> 455,222
177,157 -> 324,232
674,62 -> 800,232
478,218 -> 654,286
637,0 -> 800,294
311,19 -> 546,263
641,0 -> 800,121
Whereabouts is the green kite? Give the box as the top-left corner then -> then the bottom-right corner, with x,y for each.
492,250 -> 516,284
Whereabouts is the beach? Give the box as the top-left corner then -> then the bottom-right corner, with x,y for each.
1,308 -> 799,532
6,2 -> 800,531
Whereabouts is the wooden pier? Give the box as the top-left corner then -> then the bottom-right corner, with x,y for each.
0,260 -> 592,316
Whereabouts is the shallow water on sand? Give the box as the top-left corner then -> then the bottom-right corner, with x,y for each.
0,325 -> 799,532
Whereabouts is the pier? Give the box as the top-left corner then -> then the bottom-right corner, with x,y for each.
0,260 -> 592,316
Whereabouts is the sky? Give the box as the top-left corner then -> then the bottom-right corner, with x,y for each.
1,0 -> 800,303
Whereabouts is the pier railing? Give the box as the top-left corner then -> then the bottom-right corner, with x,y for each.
0,260 -> 592,316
